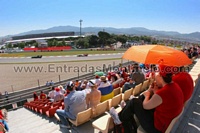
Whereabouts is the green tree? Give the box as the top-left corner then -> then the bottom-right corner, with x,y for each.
62,39 -> 66,46
98,31 -> 111,47
6,43 -> 12,48
88,35 -> 99,47
116,35 -> 127,44
18,42 -> 25,49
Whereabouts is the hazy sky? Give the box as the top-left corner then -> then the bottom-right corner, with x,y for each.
1,0 -> 200,36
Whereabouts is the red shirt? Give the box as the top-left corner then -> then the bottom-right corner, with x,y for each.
40,93 -> 47,99
155,83 -> 184,132
173,72 -> 194,103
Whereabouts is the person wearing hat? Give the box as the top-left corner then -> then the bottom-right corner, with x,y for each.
54,87 -> 64,102
98,76 -> 114,102
109,65 -> 184,133
86,80 -> 101,111
55,81 -> 87,129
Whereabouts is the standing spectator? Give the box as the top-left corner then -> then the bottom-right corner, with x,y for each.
50,80 -> 54,86
56,81 -> 87,128
4,91 -> 9,103
46,81 -> 50,86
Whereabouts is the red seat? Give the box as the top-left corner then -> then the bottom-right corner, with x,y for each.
40,105 -> 50,115
46,106 -> 59,117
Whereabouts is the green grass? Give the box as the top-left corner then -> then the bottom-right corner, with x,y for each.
0,50 -> 125,57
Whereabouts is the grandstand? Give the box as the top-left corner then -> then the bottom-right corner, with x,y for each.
1,59 -> 200,133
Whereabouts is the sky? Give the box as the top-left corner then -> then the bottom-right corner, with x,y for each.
0,0 -> 200,37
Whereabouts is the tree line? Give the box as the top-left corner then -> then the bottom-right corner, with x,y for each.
4,31 -> 158,49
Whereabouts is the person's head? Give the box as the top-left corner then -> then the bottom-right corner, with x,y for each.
66,81 -> 75,91
100,76 -> 107,83
133,63 -> 139,71
111,74 -> 118,82
155,65 -> 173,87
89,80 -> 96,90
51,86 -> 55,91
41,91 -> 44,94
83,80 -> 88,84
129,79 -> 134,84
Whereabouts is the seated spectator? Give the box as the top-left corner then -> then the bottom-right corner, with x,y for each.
54,88 -> 64,102
80,80 -> 90,90
0,109 -> 9,132
48,86 -> 55,99
173,66 -> 194,103
56,81 -> 87,128
86,81 -> 101,110
110,65 -> 184,133
145,64 -> 156,80
33,92 -> 38,101
122,79 -> 135,93
98,76 -> 114,102
58,85 -> 66,95
40,91 -> 47,99
110,73 -> 118,84
94,75 -> 101,86
130,63 -> 145,85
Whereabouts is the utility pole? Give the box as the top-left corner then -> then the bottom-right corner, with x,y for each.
79,19 -> 83,37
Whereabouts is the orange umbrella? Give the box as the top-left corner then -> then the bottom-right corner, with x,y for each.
122,45 -> 192,66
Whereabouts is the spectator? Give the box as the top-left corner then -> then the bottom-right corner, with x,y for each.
54,88 -> 64,102
110,65 -> 184,133
122,79 -> 135,93
86,80 -> 101,110
4,91 -> 8,103
130,63 -> 145,85
48,86 -> 55,99
50,80 -> 54,86
40,91 -> 47,99
46,81 -> 50,86
33,92 -> 38,101
58,85 -> 66,95
94,75 -> 101,86
173,66 -> 194,104
0,109 -> 9,132
98,76 -> 114,102
56,81 -> 87,129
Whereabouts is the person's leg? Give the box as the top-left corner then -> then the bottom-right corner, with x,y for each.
2,120 -> 9,131
56,109 -> 70,126
132,98 -> 161,133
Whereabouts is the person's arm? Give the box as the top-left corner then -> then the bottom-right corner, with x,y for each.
85,93 -> 90,109
143,91 -> 162,110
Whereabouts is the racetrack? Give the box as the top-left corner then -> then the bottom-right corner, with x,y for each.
0,53 -> 123,63
0,54 -> 129,93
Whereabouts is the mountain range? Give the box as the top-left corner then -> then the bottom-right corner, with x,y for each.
1,26 -> 200,43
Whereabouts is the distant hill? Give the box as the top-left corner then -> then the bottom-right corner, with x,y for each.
1,26 -> 200,43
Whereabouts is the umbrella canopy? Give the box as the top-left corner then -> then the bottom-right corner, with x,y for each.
122,45 -> 192,66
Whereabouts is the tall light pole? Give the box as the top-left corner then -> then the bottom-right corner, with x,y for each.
79,19 -> 83,37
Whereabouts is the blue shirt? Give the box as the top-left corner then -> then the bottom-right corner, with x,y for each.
64,90 -> 86,120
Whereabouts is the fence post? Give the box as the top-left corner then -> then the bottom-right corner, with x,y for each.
59,75 -> 61,82
78,70 -> 80,80
38,79 -> 40,88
